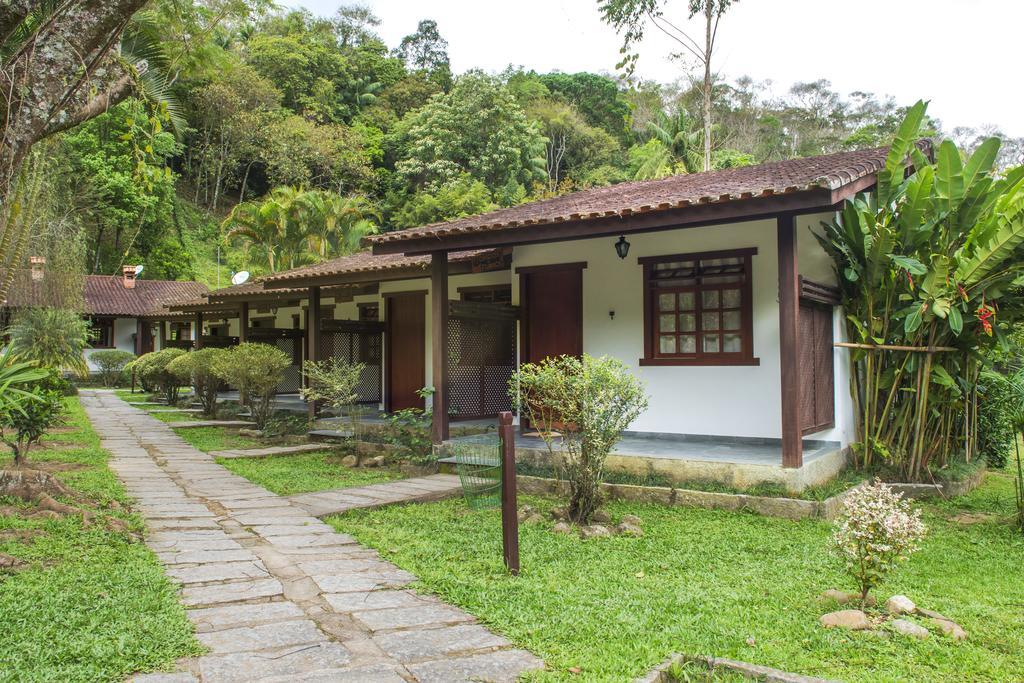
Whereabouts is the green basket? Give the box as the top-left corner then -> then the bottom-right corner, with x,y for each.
454,442 -> 502,510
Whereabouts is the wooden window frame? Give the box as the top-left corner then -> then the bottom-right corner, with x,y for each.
88,317 -> 115,349
457,284 -> 513,304
639,247 -> 759,367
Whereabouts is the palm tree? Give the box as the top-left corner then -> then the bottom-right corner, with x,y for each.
298,191 -> 379,258
223,186 -> 309,272
634,111 -> 704,180
6,308 -> 91,377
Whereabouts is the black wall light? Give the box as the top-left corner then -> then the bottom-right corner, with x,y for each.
615,235 -> 630,259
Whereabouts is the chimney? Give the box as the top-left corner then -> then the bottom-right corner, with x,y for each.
122,265 -> 137,289
29,256 -> 45,281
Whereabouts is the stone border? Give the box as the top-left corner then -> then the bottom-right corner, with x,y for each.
516,465 -> 985,522
636,653 -> 839,683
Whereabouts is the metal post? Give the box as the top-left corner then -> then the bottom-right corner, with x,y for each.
498,411 -> 520,575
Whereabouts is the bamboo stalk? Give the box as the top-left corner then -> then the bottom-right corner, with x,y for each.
835,342 -> 958,353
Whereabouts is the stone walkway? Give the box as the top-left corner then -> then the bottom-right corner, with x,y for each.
79,391 -> 541,683
288,475 -> 463,517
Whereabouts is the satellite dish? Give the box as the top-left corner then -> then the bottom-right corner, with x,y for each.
231,271 -> 250,286
134,264 -> 144,275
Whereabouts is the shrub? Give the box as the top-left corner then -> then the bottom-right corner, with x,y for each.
167,348 -> 228,418
5,308 -> 91,377
299,358 -> 365,435
510,354 -> 648,524
384,408 -> 432,462
977,371 -> 1017,468
212,343 -> 290,430
0,377 -> 66,466
0,348 -> 48,415
130,348 -> 187,404
91,349 -> 135,388
831,480 -> 927,602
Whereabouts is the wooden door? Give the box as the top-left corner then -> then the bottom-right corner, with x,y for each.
521,264 -> 584,363
386,292 -> 426,412
799,300 -> 835,434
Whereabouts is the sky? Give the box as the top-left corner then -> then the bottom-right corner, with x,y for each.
287,0 -> 1024,136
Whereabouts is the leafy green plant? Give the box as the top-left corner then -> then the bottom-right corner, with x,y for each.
5,308 -> 91,377
167,348 -> 228,418
299,357 -> 366,436
818,100 -> 1024,480
90,349 -> 136,388
0,379 -> 65,466
977,371 -> 1018,468
384,408 -> 432,463
0,347 -> 48,417
129,348 -> 187,405
212,343 -> 290,430
510,354 -> 648,524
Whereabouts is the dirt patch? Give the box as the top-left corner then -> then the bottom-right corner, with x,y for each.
44,426 -> 78,435
0,528 -> 44,542
24,459 -> 89,472
0,552 -> 26,571
948,512 -> 1000,525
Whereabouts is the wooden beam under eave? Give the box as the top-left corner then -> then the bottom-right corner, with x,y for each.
307,286 -> 321,420
431,251 -> 450,444
777,214 -> 803,468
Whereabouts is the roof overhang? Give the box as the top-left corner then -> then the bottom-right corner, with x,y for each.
262,252 -> 510,290
370,178 -> 876,256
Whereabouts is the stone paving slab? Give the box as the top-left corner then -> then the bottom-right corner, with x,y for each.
210,443 -> 328,459
78,390 -> 542,682
171,420 -> 257,429
287,474 -> 463,517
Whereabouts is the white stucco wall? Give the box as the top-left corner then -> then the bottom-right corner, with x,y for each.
510,214 -> 855,446
84,317 -> 137,371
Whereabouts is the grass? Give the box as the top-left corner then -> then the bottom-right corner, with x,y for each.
330,470 -> 1024,682
174,426 -> 309,453
0,397 -> 201,681
216,452 -> 401,496
114,389 -> 155,403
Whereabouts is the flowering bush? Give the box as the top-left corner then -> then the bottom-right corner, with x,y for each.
831,479 -> 927,602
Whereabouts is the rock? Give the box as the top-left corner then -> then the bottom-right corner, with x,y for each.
238,428 -> 264,438
615,522 -> 644,537
551,522 -> 572,535
885,594 -> 916,615
891,618 -> 929,639
818,589 -> 875,606
579,524 -> 612,540
362,455 -> 386,468
620,514 -> 642,527
354,441 -> 379,456
517,506 -> 534,522
591,509 -> 612,524
931,618 -> 967,640
819,609 -> 871,631
549,507 -> 568,521
523,513 -> 544,524
340,455 -> 359,468
915,606 -> 951,621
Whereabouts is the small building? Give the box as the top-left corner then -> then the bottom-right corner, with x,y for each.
163,146 -> 915,491
1,260 -> 208,371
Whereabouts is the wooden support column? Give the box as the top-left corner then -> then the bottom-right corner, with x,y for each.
777,214 -> 803,468
307,287 -> 321,419
194,312 -> 204,350
431,251 -> 450,444
239,302 -> 249,344
134,319 -> 144,355
157,321 -> 167,350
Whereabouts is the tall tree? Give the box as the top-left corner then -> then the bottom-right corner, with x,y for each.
393,19 -> 451,90
599,0 -> 735,171
0,0 -> 151,302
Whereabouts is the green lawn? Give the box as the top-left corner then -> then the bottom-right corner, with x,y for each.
114,389 -> 155,403
0,397 -> 201,682
217,452 -> 401,495
330,471 -> 1024,682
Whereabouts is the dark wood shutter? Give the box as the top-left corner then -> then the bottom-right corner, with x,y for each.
799,300 -> 835,434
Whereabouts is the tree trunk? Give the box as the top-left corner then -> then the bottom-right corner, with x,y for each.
0,0 -> 149,285
702,3 -> 713,172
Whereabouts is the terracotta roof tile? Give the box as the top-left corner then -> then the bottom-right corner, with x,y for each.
264,248 -> 498,285
367,145 -> 912,248
2,271 -> 208,317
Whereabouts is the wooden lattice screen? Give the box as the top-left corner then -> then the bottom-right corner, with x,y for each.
319,320 -> 383,404
447,301 -> 517,420
248,329 -> 304,393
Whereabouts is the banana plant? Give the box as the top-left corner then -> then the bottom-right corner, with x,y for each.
817,100 -> 1024,479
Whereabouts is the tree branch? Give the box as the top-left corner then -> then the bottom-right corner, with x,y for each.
42,63 -> 133,138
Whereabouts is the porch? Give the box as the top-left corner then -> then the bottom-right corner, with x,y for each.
439,431 -> 847,493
